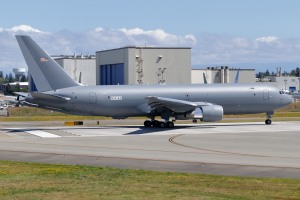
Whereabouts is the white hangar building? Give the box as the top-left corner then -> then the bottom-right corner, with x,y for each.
192,67 -> 256,84
54,55 -> 96,86
96,47 -> 191,85
266,76 -> 300,92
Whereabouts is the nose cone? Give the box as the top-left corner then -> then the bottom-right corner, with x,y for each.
282,94 -> 293,106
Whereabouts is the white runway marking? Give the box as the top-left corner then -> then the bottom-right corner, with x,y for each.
25,130 -> 61,138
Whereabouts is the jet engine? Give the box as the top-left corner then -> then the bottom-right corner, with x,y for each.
176,105 -> 223,122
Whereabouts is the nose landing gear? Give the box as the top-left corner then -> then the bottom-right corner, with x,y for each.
265,119 -> 272,125
265,112 -> 273,125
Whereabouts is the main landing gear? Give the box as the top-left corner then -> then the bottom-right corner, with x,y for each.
265,112 -> 273,125
144,120 -> 174,128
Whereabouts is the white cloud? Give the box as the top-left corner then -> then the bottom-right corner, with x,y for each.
1,25 -> 300,75
94,27 -> 104,32
193,34 -> 300,68
119,28 -> 144,35
255,36 -> 279,44
3,25 -> 46,34
119,28 -> 197,46
232,37 -> 249,48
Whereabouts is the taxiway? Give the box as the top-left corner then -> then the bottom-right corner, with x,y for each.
0,121 -> 299,179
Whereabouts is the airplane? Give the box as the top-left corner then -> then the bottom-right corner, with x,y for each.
15,35 -> 293,128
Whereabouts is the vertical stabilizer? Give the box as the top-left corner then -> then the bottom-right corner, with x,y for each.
203,73 -> 208,84
16,35 -> 80,92
234,69 -> 240,83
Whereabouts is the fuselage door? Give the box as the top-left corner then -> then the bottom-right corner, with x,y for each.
89,92 -> 97,104
263,89 -> 269,100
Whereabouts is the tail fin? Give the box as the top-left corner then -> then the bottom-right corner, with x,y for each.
16,35 -> 80,92
234,69 -> 240,83
203,73 -> 208,84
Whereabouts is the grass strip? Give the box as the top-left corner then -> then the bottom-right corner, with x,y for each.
0,160 -> 299,200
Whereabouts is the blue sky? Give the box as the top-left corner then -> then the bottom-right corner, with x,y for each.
1,0 -> 300,74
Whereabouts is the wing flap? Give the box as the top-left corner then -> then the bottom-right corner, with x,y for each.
145,96 -> 197,113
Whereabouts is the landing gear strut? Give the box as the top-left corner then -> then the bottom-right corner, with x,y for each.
144,111 -> 176,128
265,112 -> 273,125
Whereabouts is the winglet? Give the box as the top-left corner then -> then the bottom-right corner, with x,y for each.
16,35 -> 80,92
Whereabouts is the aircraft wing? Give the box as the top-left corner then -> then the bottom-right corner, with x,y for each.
145,96 -> 206,114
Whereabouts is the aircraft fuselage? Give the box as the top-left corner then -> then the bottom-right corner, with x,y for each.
26,83 -> 292,118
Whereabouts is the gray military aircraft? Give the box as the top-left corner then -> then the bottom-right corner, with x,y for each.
15,35 -> 292,128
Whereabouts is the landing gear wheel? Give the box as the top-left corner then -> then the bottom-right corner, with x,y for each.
152,120 -> 159,127
192,119 -> 197,123
158,122 -> 166,128
265,119 -> 272,125
144,120 -> 152,127
166,121 -> 174,128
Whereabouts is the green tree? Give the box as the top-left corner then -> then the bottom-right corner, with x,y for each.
8,73 -> 14,83
4,83 -> 13,95
296,67 -> 300,77
289,67 -> 300,77
0,77 -> 5,84
20,75 -> 27,82
256,72 -> 263,79
4,74 -> 9,83
290,69 -> 296,76
15,83 -> 20,92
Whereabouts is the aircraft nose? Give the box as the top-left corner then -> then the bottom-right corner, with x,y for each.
282,95 -> 293,106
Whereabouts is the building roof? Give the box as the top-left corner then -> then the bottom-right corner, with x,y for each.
192,68 -> 255,71
96,46 -> 191,53
52,55 -> 95,60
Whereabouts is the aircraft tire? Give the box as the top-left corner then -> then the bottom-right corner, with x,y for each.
144,120 -> 152,127
265,119 -> 272,125
166,121 -> 174,128
152,120 -> 160,127
158,122 -> 166,128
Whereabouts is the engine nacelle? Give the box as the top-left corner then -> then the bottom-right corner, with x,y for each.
201,105 -> 223,122
176,105 -> 223,122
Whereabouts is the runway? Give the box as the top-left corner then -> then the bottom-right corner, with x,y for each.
0,121 -> 300,179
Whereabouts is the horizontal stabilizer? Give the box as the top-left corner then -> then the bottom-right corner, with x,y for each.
31,92 -> 70,103
14,92 -> 29,97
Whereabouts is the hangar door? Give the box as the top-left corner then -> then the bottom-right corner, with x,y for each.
100,63 -> 124,85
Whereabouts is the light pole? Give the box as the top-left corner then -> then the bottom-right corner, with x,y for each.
284,79 -> 287,91
157,67 -> 166,84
